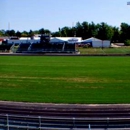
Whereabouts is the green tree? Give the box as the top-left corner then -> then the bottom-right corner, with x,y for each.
120,23 -> 130,42
39,28 -> 45,34
21,31 -> 28,37
75,22 -> 83,37
16,31 -> 21,37
97,22 -> 114,40
5,30 -> 15,36
0,30 -> 5,36
60,27 -> 68,37
82,21 -> 89,39
28,30 -> 34,37
44,29 -> 51,34
88,22 -> 98,38
51,31 -> 60,37
124,39 -> 130,46
111,27 -> 120,43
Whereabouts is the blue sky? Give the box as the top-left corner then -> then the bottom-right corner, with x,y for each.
0,0 -> 130,32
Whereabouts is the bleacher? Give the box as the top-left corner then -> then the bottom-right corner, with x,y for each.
0,44 -> 12,52
43,43 -> 64,52
16,42 -> 76,53
54,43 -> 64,51
29,43 -> 43,52
16,43 -> 31,53
15,34 -> 76,53
64,43 -> 75,52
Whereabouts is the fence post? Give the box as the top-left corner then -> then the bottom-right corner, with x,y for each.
88,124 -> 91,130
6,114 -> 9,130
106,117 -> 109,130
39,116 -> 41,130
73,117 -> 76,129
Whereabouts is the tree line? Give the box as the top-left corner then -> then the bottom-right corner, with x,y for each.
1,21 -> 130,43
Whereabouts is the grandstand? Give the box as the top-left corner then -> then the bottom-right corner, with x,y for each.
16,35 -> 76,53
28,43 -> 43,52
64,43 -> 76,52
16,43 -> 31,53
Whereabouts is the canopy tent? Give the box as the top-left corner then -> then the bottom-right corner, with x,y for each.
50,37 -> 82,44
81,37 -> 110,48
50,38 -> 66,43
81,37 -> 101,43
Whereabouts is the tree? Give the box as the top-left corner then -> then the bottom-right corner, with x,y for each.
5,30 -> 15,36
120,23 -> 130,42
97,22 -> 114,40
88,22 -> 98,38
51,31 -> 60,37
21,31 -> 28,37
28,30 -> 34,37
33,30 -> 39,34
0,30 -> 5,36
124,39 -> 130,46
62,26 -> 75,37
16,31 -> 21,37
44,29 -> 51,34
111,27 -> 120,43
75,22 -> 83,37
60,27 -> 68,37
82,21 -> 89,39
39,28 -> 45,34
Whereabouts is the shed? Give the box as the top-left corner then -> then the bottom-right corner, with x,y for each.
81,37 -> 110,48
92,40 -> 110,48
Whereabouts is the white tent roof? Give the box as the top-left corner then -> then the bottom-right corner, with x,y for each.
50,37 -> 82,43
81,37 -> 102,43
50,37 -> 66,43
19,37 -> 31,40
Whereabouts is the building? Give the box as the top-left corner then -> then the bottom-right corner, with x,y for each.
81,37 -> 111,48
50,37 -> 82,44
8,36 -> 79,53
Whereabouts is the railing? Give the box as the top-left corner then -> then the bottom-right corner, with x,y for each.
0,114 -> 130,130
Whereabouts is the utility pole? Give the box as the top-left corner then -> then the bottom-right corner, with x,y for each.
8,22 -> 10,31
72,22 -> 76,37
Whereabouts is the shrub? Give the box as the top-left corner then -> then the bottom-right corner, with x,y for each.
124,39 -> 130,46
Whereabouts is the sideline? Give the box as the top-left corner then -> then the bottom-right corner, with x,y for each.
0,101 -> 130,109
0,52 -> 130,56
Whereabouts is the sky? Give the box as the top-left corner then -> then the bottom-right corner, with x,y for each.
0,0 -> 130,32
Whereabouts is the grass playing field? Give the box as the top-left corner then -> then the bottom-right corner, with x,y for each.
77,46 -> 130,54
0,56 -> 130,104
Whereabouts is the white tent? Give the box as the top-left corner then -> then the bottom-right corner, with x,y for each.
81,37 -> 101,43
81,37 -> 110,48
68,38 -> 80,43
50,37 -> 82,44
50,38 -> 66,43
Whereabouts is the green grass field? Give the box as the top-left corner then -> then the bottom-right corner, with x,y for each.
0,56 -> 130,104
77,46 -> 130,54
